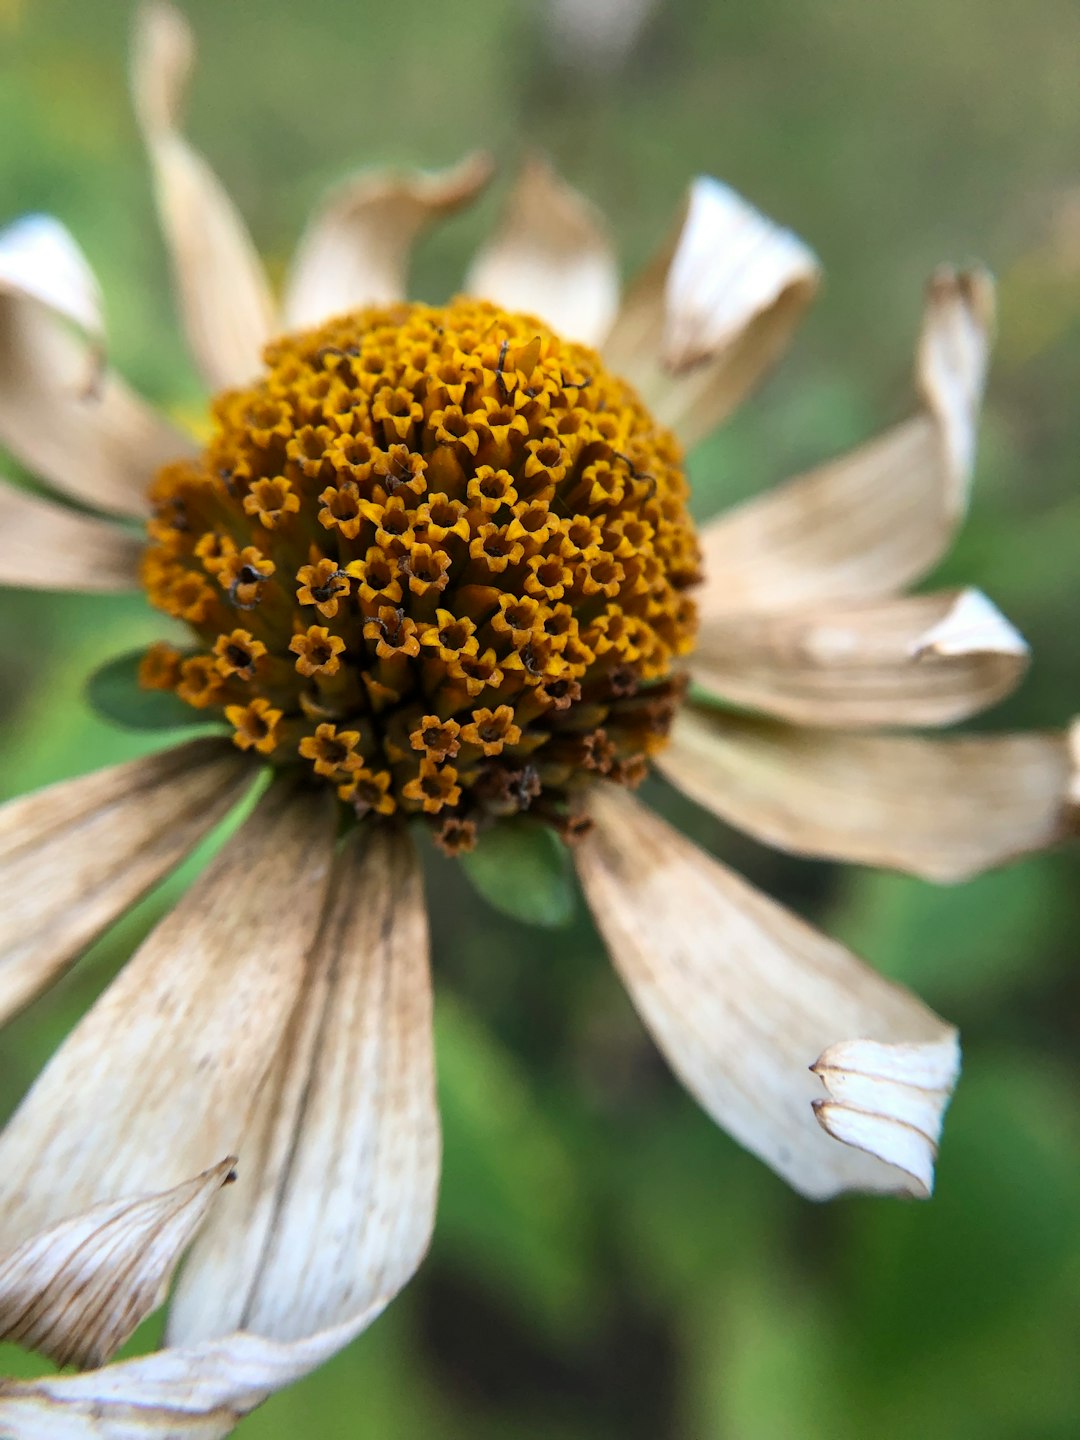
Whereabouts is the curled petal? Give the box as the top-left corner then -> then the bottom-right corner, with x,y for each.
0,216 -> 191,519
131,2 -> 276,389
0,1160 -> 235,1371
466,155 -> 620,346
658,705 -> 1078,882
0,214 -> 103,337
285,152 -> 494,329
0,739 -> 252,1026
575,785 -> 958,1199
688,587 -> 1029,729
812,1037 -> 961,1198
0,478 -> 143,593
602,176 -> 820,448
696,267 -> 995,618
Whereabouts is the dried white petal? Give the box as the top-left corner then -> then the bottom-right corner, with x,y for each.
659,705 -> 1077,883
812,1036 -> 961,1198
696,268 -> 994,618
466,156 -> 620,346
131,2 -> 276,390
603,176 -> 820,447
285,152 -> 493,329
576,785 -> 958,1199
0,1161 -> 236,1371
687,587 -> 1029,730
0,478 -> 142,593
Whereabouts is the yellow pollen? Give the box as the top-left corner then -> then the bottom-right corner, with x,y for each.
140,298 -> 699,848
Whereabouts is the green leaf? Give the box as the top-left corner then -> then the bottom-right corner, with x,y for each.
460,818 -> 575,928
85,650 -> 214,732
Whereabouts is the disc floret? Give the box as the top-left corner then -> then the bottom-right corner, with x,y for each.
140,298 -> 699,851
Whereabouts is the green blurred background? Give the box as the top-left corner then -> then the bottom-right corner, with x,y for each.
2,0 -> 1079,1435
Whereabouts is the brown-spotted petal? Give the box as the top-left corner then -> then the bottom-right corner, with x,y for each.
0,476 -> 143,592
285,152 -> 494,330
465,155 -> 620,346
688,587 -> 1029,729
0,780 -> 337,1253
0,1160 -> 235,1371
0,216 -> 192,520
0,739 -> 252,1026
696,267 -> 995,618
168,824 -> 437,1343
575,785 -> 959,1199
658,704 -> 1078,883
602,176 -> 820,449
131,2 -> 276,390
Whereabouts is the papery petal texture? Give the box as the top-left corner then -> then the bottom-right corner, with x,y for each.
658,705 -> 1078,882
132,2 -> 276,389
0,1161 -> 235,1371
285,153 -> 493,329
466,156 -> 620,346
688,587 -> 1029,729
695,268 -> 994,618
575,786 -> 958,1199
603,176 -> 820,448
0,740 -> 252,1026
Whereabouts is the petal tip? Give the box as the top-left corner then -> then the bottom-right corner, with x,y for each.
810,1034 -> 960,1199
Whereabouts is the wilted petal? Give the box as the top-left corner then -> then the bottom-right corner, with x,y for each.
602,176 -> 820,448
688,587 -> 1029,729
696,268 -> 995,618
0,477 -> 142,592
0,827 -> 436,1439
0,739 -> 252,1025
0,217 -> 192,520
170,823 -> 437,1343
658,704 -> 1078,882
575,785 -> 958,1199
465,156 -> 620,345
811,1038 -> 959,1198
131,2 -> 276,390
285,152 -> 494,330
0,1160 -> 235,1371
0,781 -> 336,1254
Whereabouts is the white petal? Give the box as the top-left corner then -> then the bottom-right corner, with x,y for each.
284,152 -> 494,330
0,1160 -> 235,1371
575,785 -> 958,1199
0,217 -> 192,520
0,214 -> 104,337
169,824 -> 437,1343
0,739 -> 252,1026
131,2 -> 276,390
0,830 -> 435,1435
0,477 -> 142,592
696,268 -> 995,618
812,1037 -> 960,1198
658,705 -> 1078,882
0,781 -> 337,1254
465,156 -> 620,345
688,587 -> 1029,729
602,176 -> 820,448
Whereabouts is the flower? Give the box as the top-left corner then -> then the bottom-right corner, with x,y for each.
0,2 -> 1077,1434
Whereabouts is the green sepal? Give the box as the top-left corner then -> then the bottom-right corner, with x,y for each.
85,649 -> 216,731
460,818 -> 576,928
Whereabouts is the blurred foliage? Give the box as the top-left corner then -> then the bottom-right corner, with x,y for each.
2,0 -> 1079,1436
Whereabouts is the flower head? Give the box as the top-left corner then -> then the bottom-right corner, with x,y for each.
0,2 -> 1077,1435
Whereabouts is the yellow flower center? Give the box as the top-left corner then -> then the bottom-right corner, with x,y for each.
140,298 -> 699,851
